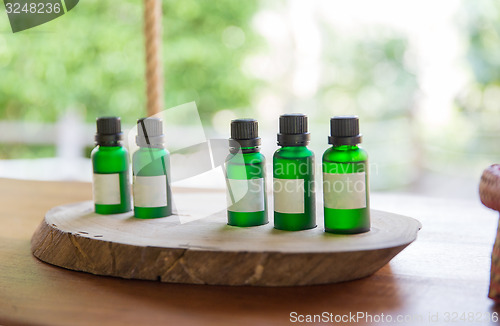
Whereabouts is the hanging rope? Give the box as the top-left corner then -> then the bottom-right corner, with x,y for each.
143,0 -> 164,116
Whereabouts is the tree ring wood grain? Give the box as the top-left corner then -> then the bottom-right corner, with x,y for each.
31,200 -> 421,286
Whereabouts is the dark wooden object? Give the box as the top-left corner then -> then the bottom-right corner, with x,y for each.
480,164 -> 500,301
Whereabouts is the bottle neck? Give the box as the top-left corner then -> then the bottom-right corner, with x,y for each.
136,135 -> 164,149
231,146 -> 260,154
331,144 -> 359,151
138,145 -> 165,151
277,129 -> 310,147
95,132 -> 122,146
96,142 -> 122,148
229,138 -> 261,154
280,145 -> 307,149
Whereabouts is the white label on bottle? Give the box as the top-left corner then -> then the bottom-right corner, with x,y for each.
323,172 -> 366,209
133,175 -> 168,208
226,178 -> 265,212
93,173 -> 121,205
273,178 -> 305,214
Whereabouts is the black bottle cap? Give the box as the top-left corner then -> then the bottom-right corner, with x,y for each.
95,117 -> 122,146
328,115 -> 362,146
136,117 -> 165,148
277,113 -> 310,147
229,119 -> 261,152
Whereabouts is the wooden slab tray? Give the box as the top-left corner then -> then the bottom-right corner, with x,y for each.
31,192 -> 421,286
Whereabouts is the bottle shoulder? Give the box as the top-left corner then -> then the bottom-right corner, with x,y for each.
91,146 -> 129,172
133,147 -> 168,159
226,151 -> 265,165
323,146 -> 368,163
132,148 -> 170,176
274,146 -> 314,159
246,151 -> 265,162
92,146 -> 128,159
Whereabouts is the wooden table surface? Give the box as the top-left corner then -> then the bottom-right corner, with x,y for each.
1,178 -> 499,326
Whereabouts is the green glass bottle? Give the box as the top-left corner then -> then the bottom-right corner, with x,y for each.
323,116 -> 370,234
225,119 -> 268,227
273,114 -> 316,231
132,117 -> 172,219
91,117 -> 131,214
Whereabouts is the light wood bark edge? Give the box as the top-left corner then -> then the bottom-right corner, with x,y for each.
31,216 -> 410,286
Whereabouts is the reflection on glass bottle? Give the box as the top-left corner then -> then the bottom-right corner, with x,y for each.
133,117 -> 172,219
273,114 -> 316,231
91,117 -> 131,215
225,119 -> 268,227
323,116 -> 370,234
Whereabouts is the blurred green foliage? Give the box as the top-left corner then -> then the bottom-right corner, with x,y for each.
0,0 -> 260,124
457,0 -> 500,117
0,144 -> 55,158
461,0 -> 500,87
163,0 -> 261,121
317,24 -> 418,121
315,23 -> 419,189
454,0 -> 500,165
